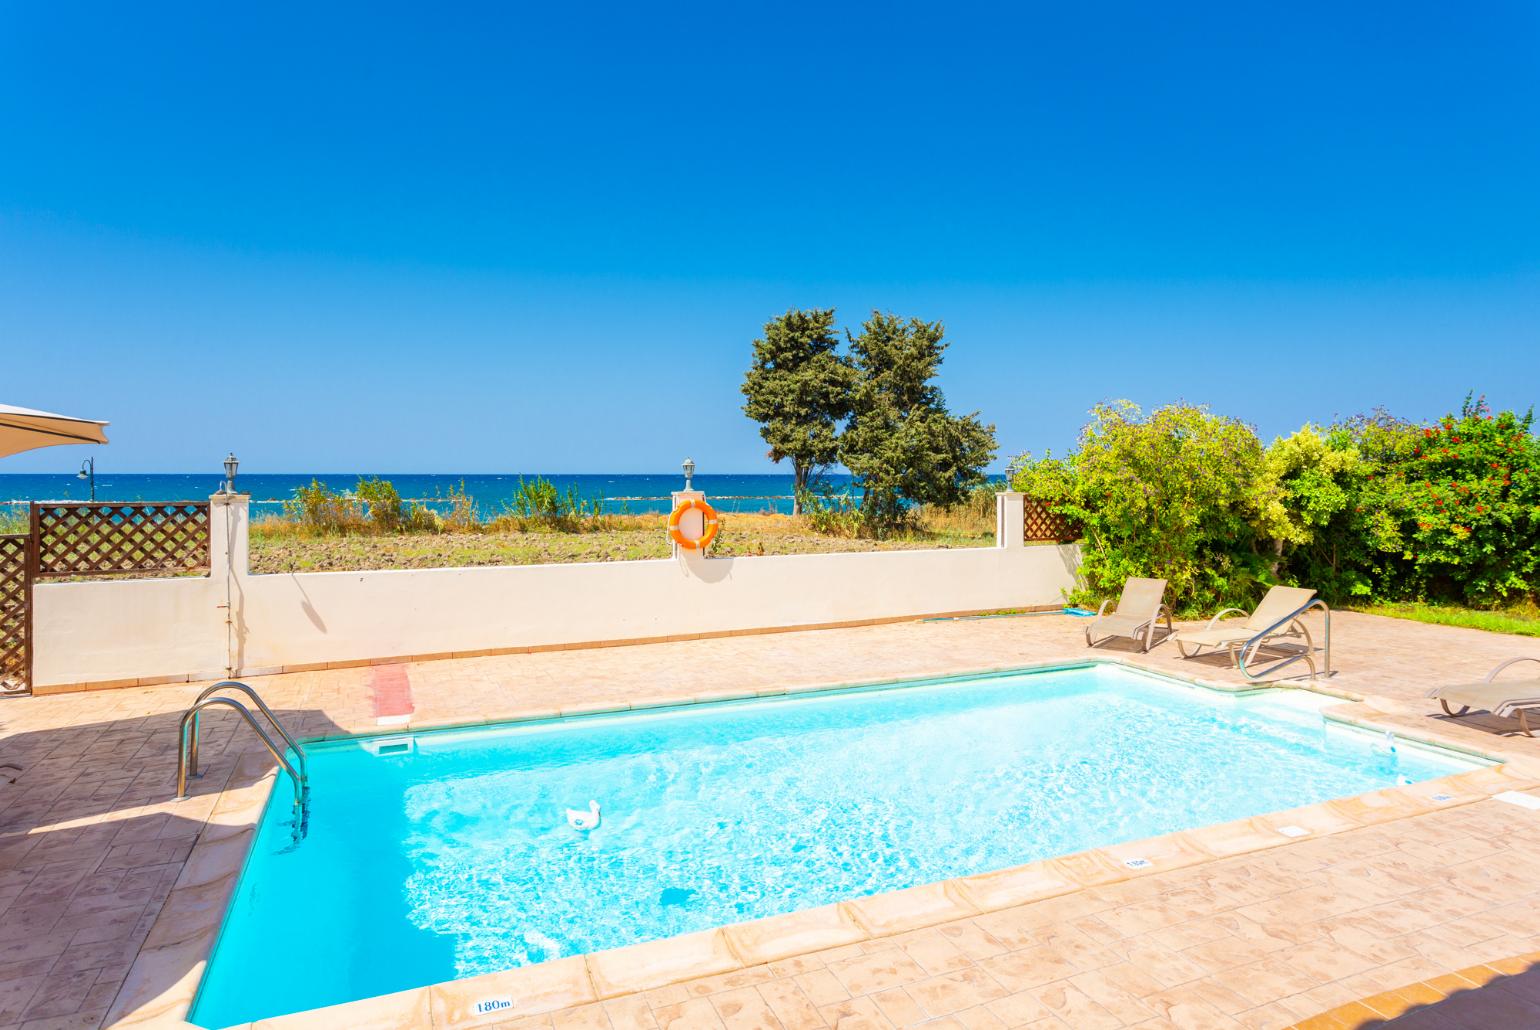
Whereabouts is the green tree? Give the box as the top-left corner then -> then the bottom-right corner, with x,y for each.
839,312 -> 996,531
741,309 -> 852,514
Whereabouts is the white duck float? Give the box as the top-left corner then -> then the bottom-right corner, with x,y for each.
566,800 -> 601,831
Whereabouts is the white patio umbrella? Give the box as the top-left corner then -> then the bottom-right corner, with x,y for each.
0,403 -> 109,459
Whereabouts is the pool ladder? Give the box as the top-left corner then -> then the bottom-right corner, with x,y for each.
176,681 -> 310,846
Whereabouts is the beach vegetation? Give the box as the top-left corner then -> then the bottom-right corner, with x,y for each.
356,477 -> 404,532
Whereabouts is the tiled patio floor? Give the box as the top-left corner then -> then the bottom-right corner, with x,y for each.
3,610 -> 1540,1029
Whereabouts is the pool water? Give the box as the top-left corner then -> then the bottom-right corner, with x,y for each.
191,664 -> 1479,1026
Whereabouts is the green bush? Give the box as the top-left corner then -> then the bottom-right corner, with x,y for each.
356,477 -> 404,533
282,479 -> 366,534
1009,395 -> 1540,613
795,486 -> 868,538
495,476 -> 605,532
1373,397 -> 1540,605
1012,401 -> 1267,613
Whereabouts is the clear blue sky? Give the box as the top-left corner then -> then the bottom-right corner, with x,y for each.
2,2 -> 1536,474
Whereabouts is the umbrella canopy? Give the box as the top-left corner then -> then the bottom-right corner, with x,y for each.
0,403 -> 110,459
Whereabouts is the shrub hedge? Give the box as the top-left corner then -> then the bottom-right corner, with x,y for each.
1010,395 -> 1539,614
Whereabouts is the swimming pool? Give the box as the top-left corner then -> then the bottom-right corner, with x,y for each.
191,663 -> 1480,1026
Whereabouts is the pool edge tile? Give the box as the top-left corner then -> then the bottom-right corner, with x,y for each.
723,903 -> 869,966
586,928 -> 742,1000
428,955 -> 597,1027
948,860 -> 1080,913
249,986 -> 432,1029
843,879 -> 980,937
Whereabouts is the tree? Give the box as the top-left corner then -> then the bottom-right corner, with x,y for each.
740,309 -> 852,514
838,312 -> 996,530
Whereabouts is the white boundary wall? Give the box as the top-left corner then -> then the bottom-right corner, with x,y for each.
31,493 -> 1081,689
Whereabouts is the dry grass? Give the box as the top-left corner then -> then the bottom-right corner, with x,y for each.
248,511 -> 995,573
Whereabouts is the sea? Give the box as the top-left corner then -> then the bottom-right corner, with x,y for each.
0,472 -> 856,518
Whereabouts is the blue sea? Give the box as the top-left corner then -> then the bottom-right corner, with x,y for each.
0,472 -> 849,517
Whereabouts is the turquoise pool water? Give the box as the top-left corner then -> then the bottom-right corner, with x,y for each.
191,664 -> 1479,1027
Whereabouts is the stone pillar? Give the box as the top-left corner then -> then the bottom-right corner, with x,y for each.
995,491 -> 1025,550
209,492 -> 250,676
669,488 -> 708,561
209,492 -> 250,577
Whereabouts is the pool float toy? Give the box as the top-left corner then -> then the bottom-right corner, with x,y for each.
566,800 -> 601,831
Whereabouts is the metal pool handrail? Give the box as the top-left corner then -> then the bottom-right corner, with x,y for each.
185,680 -> 308,786
175,688 -> 310,845
1237,598 -> 1332,681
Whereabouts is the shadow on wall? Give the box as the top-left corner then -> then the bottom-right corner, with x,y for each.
1311,956 -> 1540,1027
0,700 -> 343,1027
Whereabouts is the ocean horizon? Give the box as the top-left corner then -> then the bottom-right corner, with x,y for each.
0,472 -> 860,516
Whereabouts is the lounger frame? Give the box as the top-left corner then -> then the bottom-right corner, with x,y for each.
1084,599 -> 1173,653
1176,598 -> 1332,681
1431,656 -> 1540,737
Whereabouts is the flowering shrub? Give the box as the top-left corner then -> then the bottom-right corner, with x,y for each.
1010,396 -> 1540,613
1012,401 -> 1266,612
1369,397 -> 1540,605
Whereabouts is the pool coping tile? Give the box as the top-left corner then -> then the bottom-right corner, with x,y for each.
585,929 -> 742,999
722,904 -> 870,967
427,955 -> 596,1027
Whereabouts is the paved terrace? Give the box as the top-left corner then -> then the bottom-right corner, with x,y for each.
3,610 -> 1540,1029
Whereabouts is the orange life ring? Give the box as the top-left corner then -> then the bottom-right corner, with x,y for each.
668,498 -> 720,551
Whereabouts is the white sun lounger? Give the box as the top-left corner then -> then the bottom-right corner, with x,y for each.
1426,658 -> 1540,736
1174,585 -> 1331,681
1085,577 -> 1172,653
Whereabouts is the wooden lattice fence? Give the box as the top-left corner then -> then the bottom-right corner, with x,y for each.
1023,499 -> 1081,543
0,534 -> 31,694
32,502 -> 211,578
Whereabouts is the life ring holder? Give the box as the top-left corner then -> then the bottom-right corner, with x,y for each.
668,498 -> 720,552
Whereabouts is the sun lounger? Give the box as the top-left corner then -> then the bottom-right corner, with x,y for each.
1085,577 -> 1172,652
1174,585 -> 1331,680
1426,658 -> 1540,736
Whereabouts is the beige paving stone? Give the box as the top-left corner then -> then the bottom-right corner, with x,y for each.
790,970 -> 849,1008
754,978 -> 826,1030
905,968 -> 1008,1017
826,948 -> 927,997
815,994 -> 892,1030
707,986 -> 782,1030
653,997 -> 728,1030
